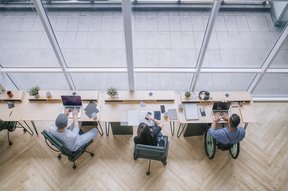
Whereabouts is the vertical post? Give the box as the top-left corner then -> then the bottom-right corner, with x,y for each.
248,24 -> 288,93
188,0 -> 222,92
122,0 -> 135,91
32,0 -> 76,90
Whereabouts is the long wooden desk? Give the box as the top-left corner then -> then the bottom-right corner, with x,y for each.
100,90 -> 177,136
177,91 -> 257,137
0,90 -> 102,135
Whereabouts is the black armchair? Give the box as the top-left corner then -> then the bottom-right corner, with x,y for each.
133,136 -> 169,176
0,120 -> 34,145
41,130 -> 94,169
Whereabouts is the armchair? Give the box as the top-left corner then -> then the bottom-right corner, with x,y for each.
41,130 -> 94,169
133,136 -> 169,176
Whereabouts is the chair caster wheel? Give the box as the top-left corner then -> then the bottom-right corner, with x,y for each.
57,154 -> 61,159
9,142 -> 13,146
162,161 -> 167,166
146,171 -> 150,176
73,165 -> 76,169
90,153 -> 95,157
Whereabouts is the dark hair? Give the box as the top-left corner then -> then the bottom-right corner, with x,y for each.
230,114 -> 240,128
138,123 -> 157,146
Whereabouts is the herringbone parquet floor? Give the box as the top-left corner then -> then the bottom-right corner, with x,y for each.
0,103 -> 287,191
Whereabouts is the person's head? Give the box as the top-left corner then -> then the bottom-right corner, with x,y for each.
55,113 -> 68,130
229,114 -> 240,129
138,122 -> 155,145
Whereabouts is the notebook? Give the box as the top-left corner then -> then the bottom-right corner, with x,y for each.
61,95 -> 82,118
184,103 -> 199,120
168,109 -> 178,120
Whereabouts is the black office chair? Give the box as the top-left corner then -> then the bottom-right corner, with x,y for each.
41,130 -> 94,169
133,136 -> 169,176
0,119 -> 34,145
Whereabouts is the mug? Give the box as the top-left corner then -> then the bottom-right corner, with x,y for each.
92,112 -> 97,120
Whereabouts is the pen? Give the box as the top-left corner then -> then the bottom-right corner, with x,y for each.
9,111 -> 13,117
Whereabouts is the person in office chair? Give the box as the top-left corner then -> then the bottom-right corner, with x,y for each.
134,114 -> 165,147
209,113 -> 245,145
49,109 -> 98,151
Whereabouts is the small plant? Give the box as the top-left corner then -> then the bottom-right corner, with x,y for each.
29,86 -> 40,97
185,91 -> 191,98
107,87 -> 118,97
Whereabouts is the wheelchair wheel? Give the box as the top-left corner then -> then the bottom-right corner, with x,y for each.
229,142 -> 240,159
204,130 -> 216,159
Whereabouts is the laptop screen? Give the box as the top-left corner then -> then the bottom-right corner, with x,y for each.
61,95 -> 82,107
212,101 -> 231,111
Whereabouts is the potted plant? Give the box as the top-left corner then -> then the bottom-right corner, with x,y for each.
107,87 -> 118,98
185,91 -> 191,99
29,86 -> 40,98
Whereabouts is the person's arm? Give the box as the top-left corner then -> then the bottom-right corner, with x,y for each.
146,114 -> 162,128
72,109 -> 79,129
211,112 -> 221,128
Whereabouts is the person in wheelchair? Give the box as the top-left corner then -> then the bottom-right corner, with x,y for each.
209,112 -> 245,149
49,108 -> 98,152
134,114 -> 165,147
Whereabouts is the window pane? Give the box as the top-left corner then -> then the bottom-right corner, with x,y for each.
70,73 -> 128,90
8,73 -> 69,90
253,73 -> 288,97
135,73 -> 193,90
195,73 -> 256,91
0,11 -> 59,67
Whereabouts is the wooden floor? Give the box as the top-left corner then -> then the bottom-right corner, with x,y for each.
0,103 -> 287,191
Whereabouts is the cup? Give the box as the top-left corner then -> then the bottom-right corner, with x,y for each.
164,111 -> 168,119
178,103 -> 184,111
92,112 -> 97,120
7,91 -> 13,98
46,91 -> 52,99
139,101 -> 146,108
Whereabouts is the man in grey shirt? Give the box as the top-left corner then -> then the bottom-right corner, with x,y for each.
50,109 -> 98,151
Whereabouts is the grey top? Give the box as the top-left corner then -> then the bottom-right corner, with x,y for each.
209,127 -> 245,145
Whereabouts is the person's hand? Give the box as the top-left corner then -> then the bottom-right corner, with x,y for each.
222,112 -> 229,121
146,114 -> 154,121
214,112 -> 222,122
72,108 -> 79,118
64,108 -> 70,116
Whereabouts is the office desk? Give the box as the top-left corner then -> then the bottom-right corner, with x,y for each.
177,91 -> 257,137
100,91 -> 177,136
0,91 -> 102,135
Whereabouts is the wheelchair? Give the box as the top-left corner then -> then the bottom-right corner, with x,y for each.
204,130 -> 240,159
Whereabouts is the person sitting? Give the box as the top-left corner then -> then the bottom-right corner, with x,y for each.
49,108 -> 98,151
209,112 -> 245,145
134,114 -> 164,147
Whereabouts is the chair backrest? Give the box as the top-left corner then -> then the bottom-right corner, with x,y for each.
41,130 -> 72,155
134,136 -> 169,161
0,120 -> 16,131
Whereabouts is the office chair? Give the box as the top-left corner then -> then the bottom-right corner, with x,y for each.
204,130 -> 240,160
133,136 -> 169,176
0,120 -> 34,145
41,130 -> 94,169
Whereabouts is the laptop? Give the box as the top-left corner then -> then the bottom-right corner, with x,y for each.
212,101 -> 231,115
61,95 -> 82,118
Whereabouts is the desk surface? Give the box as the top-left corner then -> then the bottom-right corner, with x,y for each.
0,90 -> 256,125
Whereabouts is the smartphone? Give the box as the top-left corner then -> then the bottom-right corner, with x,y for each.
145,112 -> 152,120
154,111 -> 161,120
160,105 -> 165,113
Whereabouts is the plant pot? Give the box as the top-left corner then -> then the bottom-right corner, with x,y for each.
34,94 -> 40,99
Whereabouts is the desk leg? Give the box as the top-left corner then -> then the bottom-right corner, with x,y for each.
96,121 -> 104,136
177,123 -> 187,138
105,122 -> 110,136
169,121 -> 175,136
244,123 -> 248,129
31,121 -> 39,136
22,121 -> 34,136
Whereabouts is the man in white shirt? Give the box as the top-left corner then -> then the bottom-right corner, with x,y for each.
49,109 -> 98,151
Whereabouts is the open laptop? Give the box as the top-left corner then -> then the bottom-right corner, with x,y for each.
212,101 -> 231,115
61,95 -> 82,118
